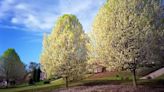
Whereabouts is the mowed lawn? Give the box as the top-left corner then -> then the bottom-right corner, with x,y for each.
0,71 -> 164,92
0,79 -> 64,92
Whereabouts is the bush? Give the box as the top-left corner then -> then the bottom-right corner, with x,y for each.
28,78 -> 34,85
120,76 -> 124,80
124,77 -> 129,80
53,76 -> 61,80
147,76 -> 152,80
43,80 -> 50,84
116,75 -> 119,77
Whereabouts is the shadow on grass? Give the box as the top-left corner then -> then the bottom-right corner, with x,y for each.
138,79 -> 164,86
79,80 -> 131,86
78,79 -> 164,87
0,84 -> 27,89
0,81 -> 44,89
21,84 -> 64,92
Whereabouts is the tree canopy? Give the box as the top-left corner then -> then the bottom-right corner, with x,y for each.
92,0 -> 163,69
40,14 -> 88,82
91,0 -> 164,86
0,48 -> 26,81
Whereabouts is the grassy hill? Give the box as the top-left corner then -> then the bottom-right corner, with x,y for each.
0,71 -> 163,92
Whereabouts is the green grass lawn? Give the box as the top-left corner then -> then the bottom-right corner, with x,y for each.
0,79 -> 64,92
0,71 -> 163,92
0,72 -> 129,92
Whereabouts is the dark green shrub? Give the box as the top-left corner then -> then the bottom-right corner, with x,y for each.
43,80 -> 50,84
28,78 -> 34,85
125,77 -> 129,80
116,75 -> 119,77
147,76 -> 152,80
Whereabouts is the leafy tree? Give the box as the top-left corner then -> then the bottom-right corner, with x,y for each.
87,32 -> 98,65
0,57 -> 5,78
0,48 -> 26,85
92,0 -> 164,87
40,14 -> 87,88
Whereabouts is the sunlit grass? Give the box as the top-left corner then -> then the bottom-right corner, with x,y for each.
0,79 -> 64,92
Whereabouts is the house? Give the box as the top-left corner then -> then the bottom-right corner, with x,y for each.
93,64 -> 106,73
88,62 -> 107,74
40,72 -> 46,80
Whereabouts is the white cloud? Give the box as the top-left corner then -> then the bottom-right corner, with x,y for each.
0,0 -> 105,32
0,0 -> 15,18
59,0 -> 92,14
15,3 -> 27,10
11,17 -> 17,23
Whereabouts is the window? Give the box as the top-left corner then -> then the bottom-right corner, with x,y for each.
161,0 -> 164,6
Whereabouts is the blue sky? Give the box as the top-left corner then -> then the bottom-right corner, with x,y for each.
0,0 -> 106,65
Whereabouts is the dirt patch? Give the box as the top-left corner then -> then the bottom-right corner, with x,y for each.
52,85 -> 164,92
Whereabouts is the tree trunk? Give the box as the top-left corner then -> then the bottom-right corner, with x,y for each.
132,69 -> 137,87
65,76 -> 68,88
